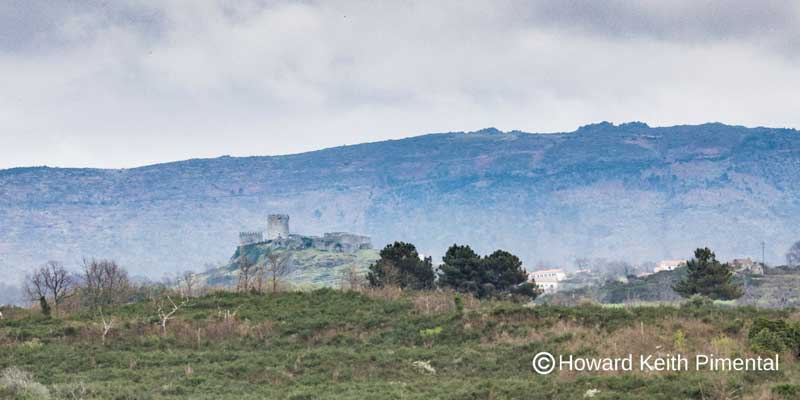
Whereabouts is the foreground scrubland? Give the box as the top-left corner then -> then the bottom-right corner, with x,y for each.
2,289 -> 800,399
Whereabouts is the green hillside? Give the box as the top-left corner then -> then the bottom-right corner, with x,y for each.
2,289 -> 799,399
201,239 -> 380,288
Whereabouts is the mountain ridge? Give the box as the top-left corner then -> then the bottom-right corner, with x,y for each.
1,122 -> 799,284
8,121 -> 795,173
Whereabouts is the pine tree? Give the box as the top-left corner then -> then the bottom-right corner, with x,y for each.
367,242 -> 435,289
438,244 -> 533,299
437,244 -> 482,291
673,247 -> 743,300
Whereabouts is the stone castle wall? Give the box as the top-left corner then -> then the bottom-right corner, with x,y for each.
315,232 -> 372,253
239,231 -> 263,246
240,214 -> 371,254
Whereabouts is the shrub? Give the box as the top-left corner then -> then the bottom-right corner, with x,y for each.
62,325 -> 79,337
0,367 -> 51,399
511,282 -> 542,302
420,326 -> 443,348
420,326 -> 443,338
682,294 -> 714,309
21,338 -> 43,351
748,318 -> 800,355
773,384 -> 800,399
721,318 -> 742,335
454,294 -> 464,316
710,334 -> 738,356
750,328 -> 787,354
673,329 -> 686,352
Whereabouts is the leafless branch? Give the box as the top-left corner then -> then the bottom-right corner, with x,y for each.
155,295 -> 186,335
266,252 -> 293,293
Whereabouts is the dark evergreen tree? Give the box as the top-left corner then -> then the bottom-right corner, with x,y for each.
367,242 -> 435,289
511,282 -> 543,301
673,247 -> 744,300
480,250 -> 530,297
437,244 -> 482,291
438,245 -> 533,299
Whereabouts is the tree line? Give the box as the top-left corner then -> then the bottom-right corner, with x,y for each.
23,258 -> 194,317
366,242 -> 755,303
234,250 -> 292,294
366,242 -> 541,301
20,239 -> 797,316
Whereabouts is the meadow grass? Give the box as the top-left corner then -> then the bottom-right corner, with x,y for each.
1,289 -> 799,399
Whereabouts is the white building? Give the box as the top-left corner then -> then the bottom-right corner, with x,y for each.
529,269 -> 567,293
729,258 -> 764,275
653,259 -> 687,273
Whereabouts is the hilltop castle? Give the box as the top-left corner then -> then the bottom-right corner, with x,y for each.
239,214 -> 372,253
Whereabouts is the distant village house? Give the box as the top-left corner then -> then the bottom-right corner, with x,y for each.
729,258 -> 764,275
529,269 -> 567,293
653,259 -> 687,273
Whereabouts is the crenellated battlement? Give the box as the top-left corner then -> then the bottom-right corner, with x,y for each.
236,214 -> 371,254
238,231 -> 263,246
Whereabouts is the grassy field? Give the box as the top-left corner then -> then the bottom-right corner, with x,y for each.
2,289 -> 800,399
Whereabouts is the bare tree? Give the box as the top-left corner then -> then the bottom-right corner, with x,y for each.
787,241 -> 800,267
98,308 -> 114,345
155,295 -> 185,335
266,252 -> 292,293
237,253 -> 257,293
24,261 -> 75,315
180,270 -> 196,298
254,263 -> 267,293
339,266 -> 365,291
81,259 -> 131,309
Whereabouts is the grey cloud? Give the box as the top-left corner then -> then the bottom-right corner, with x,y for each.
0,1 -> 798,168
520,0 -> 800,42
0,0 -> 165,53
6,1 -> 799,53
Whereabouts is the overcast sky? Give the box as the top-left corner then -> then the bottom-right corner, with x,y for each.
1,0 -> 799,169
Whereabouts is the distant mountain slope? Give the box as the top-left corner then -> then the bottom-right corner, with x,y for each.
2,122 -> 799,282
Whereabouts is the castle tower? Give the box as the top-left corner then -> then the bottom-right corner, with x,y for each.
267,214 -> 290,240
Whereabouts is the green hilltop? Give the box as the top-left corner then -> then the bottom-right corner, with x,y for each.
201,236 -> 380,288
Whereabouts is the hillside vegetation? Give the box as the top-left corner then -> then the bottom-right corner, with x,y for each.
546,267 -> 800,308
202,240 -> 379,288
2,289 -> 800,399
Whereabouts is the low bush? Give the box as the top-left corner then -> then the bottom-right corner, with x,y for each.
750,328 -> 786,354
748,318 -> 800,355
0,366 -> 51,399
773,383 -> 800,399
